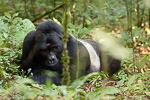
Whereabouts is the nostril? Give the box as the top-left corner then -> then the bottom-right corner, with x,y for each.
49,58 -> 55,61
52,58 -> 55,61
51,58 -> 55,62
49,55 -> 56,63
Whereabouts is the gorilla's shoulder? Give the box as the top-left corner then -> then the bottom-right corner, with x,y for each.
24,30 -> 36,41
36,21 -> 63,34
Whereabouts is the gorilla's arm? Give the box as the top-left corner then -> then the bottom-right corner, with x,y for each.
21,30 -> 36,71
32,69 -> 62,85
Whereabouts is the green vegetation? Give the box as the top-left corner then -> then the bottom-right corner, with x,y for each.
0,0 -> 150,99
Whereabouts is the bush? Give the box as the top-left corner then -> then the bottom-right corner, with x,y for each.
0,13 -> 35,88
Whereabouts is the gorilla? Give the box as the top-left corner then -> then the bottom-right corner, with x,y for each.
21,21 -> 121,85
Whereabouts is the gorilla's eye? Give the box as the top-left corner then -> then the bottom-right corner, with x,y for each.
52,47 -> 58,52
40,48 -> 48,52
46,43 -> 50,47
53,48 -> 57,51
39,48 -> 48,56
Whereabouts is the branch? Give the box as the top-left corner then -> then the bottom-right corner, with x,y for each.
26,83 -> 44,90
87,75 -> 101,92
32,3 -> 65,22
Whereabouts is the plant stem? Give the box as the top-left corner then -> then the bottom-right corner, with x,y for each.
136,0 -> 140,27
83,0 -> 87,27
62,0 -> 71,86
125,0 -> 135,72
32,3 -> 65,22
148,8 -> 150,28
125,0 -> 130,30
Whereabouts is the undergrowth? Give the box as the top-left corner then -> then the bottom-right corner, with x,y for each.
0,13 -> 150,100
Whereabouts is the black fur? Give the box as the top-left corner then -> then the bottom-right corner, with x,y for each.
21,21 -> 121,85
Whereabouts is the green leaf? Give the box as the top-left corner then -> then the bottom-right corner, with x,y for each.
120,30 -> 129,40
3,33 -> 8,38
71,72 -> 99,88
133,27 -> 140,37
67,90 -> 77,100
117,79 -> 124,87
127,75 -> 137,87
12,13 -> 19,18
59,86 -> 67,96
101,87 -> 120,95
4,12 -> 11,19
123,87 -> 128,92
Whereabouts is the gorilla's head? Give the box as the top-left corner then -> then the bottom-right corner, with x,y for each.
34,21 -> 64,69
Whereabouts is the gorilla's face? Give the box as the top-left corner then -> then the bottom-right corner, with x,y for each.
34,32 -> 64,68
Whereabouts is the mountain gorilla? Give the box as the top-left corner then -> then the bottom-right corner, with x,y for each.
21,21 -> 121,85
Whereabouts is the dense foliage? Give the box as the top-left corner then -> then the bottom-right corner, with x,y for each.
0,0 -> 150,99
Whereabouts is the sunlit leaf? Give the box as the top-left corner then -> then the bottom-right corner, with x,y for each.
127,75 -> 137,87
101,87 -> 120,95
71,72 -> 99,88
12,13 -> 19,18
3,33 -> 8,38
117,79 -> 124,87
4,12 -> 11,19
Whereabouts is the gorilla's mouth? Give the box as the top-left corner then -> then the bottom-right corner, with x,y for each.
46,59 -> 58,67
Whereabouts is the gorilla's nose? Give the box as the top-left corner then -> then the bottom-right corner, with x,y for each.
49,55 -> 57,64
